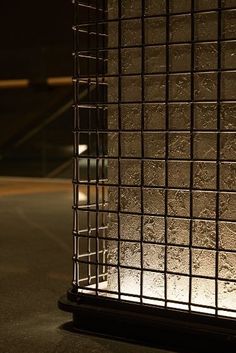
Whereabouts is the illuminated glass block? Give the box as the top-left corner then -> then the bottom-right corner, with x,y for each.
145,17 -> 166,44
121,48 -> 141,74
170,15 -> 191,42
120,159 -> 141,185
193,191 -> 216,219
143,216 -> 165,243
143,188 -> 165,215
144,103 -> 166,130
120,214 -> 141,240
120,187 -> 141,212
144,132 -> 166,158
121,132 -> 141,157
144,160 -> 165,186
192,249 -> 216,277
121,76 -> 141,102
122,19 -> 141,46
145,46 -> 166,73
167,218 -> 190,245
168,190 -> 190,217
121,104 -> 141,130
169,103 -> 190,130
169,44 -> 191,72
195,12 -> 218,40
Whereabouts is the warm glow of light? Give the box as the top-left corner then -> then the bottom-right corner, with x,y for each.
78,144 -> 87,154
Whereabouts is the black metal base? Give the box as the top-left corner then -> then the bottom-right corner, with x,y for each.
58,290 -> 236,353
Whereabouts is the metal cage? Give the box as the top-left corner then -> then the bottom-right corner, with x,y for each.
59,1 -> 236,351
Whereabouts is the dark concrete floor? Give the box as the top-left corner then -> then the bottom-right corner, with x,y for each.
0,178 -> 174,353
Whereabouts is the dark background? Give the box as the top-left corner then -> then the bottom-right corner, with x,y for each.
0,0 -> 73,177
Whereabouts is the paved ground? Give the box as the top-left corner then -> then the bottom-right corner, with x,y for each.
0,177 -> 174,353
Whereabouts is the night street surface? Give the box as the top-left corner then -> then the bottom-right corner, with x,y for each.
0,177 -> 174,353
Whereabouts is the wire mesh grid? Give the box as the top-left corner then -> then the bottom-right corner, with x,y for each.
72,0 -> 236,318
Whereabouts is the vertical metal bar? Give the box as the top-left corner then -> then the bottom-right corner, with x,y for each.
215,0 -> 222,316
189,0 -> 195,312
164,0 -> 170,308
140,0 -> 145,304
117,0 -> 121,300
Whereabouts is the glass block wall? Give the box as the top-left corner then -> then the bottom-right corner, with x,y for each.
73,0 -> 236,318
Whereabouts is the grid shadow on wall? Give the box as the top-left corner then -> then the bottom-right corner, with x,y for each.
72,0 -> 236,319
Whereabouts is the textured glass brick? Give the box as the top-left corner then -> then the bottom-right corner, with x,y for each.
145,46 -> 166,73
222,0 -> 236,7
168,133 -> 190,158
107,213 -> 118,238
167,246 -> 189,274
120,241 -> 141,268
108,159 -> 119,184
145,17 -> 166,44
120,159 -> 141,185
143,160 -> 165,186
219,252 -> 236,280
120,187 -> 141,212
194,103 -> 217,130
169,103 -> 190,130
145,0 -> 166,15
108,132 -> 118,156
169,74 -> 191,100
167,218 -> 190,245
194,73 -> 217,101
107,240 -> 118,265
222,41 -> 236,69
219,221 -> 236,250
192,278 -> 215,307
143,216 -> 165,243
144,75 -> 166,101
143,244 -> 165,270
144,103 -> 165,130
192,249 -> 216,277
108,187 -> 119,211
108,0 -> 118,19
121,0 -> 141,18
108,105 -> 118,130
220,163 -> 236,190
221,72 -> 236,100
193,162 -> 216,189
170,0 -> 191,13
195,12 -> 218,40
121,48 -> 141,74
168,190 -> 190,217
194,133 -> 217,160
218,281 -> 236,311
108,21 -> 118,48
193,191 -> 216,219
193,220 -> 216,248
120,214 -> 141,240
122,19 -> 141,46
221,103 -> 236,130
107,77 -> 118,102
120,268 -> 140,295
121,104 -> 141,130
143,188 -> 165,215
195,43 -> 218,70
169,44 -> 191,72
144,132 -> 166,158
121,76 -> 141,102
168,161 -> 190,187
143,271 -> 164,299
195,0 -> 218,10
219,192 -> 236,220
170,15 -> 191,42
167,274 -> 189,303
222,10 -> 236,39
220,133 -> 236,160
121,132 -> 141,157
108,49 -> 118,75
